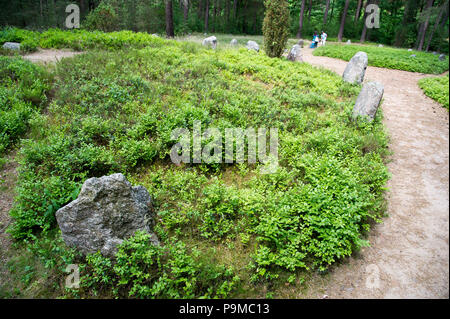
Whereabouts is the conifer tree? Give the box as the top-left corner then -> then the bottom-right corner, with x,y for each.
262,0 -> 289,58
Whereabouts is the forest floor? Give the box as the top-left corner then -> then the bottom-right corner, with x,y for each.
0,152 -> 17,293
23,49 -> 82,63
293,47 -> 449,298
0,45 -> 448,298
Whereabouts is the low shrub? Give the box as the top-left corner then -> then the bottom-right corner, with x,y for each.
418,75 -> 449,109
0,56 -> 51,159
314,44 -> 449,74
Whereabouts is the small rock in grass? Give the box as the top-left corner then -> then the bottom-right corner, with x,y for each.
2,42 -> 20,51
439,54 -> 446,61
346,39 -> 351,45
246,40 -> 260,52
202,36 -> 217,49
410,54 -> 416,58
230,38 -> 238,46
342,51 -> 368,85
287,44 -> 303,62
408,48 -> 413,51
352,81 -> 384,122
378,44 -> 383,47
56,173 -> 159,257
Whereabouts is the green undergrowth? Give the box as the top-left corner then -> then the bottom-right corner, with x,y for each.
0,56 -> 52,163
418,75 -> 449,109
314,44 -> 449,74
0,27 -> 167,52
3,32 -> 390,298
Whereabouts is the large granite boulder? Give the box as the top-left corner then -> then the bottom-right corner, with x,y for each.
352,81 -> 384,122
246,40 -> 260,52
56,173 -> 159,257
287,44 -> 303,62
342,51 -> 368,85
2,42 -> 21,51
202,36 -> 217,49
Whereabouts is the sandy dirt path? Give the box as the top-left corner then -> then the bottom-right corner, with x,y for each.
23,49 -> 82,64
299,47 -> 449,299
0,152 -> 18,293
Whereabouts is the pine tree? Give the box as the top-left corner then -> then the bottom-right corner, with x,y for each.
262,0 -> 289,58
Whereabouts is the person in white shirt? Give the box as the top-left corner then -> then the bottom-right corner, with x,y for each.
321,31 -> 327,46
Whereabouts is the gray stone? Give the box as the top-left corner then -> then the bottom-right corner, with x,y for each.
342,51 -> 368,85
287,44 -> 303,62
298,39 -> 304,48
378,44 -> 383,47
246,40 -> 260,52
56,173 -> 159,257
202,36 -> 217,49
432,51 -> 437,55
352,81 -> 384,122
2,42 -> 20,51
346,39 -> 351,45
230,38 -> 238,46
410,54 -> 416,58
439,54 -> 446,61
408,48 -> 413,51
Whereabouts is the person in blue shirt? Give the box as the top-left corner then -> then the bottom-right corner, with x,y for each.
312,31 -> 319,48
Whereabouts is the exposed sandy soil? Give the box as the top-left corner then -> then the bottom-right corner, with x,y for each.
1,47 -> 448,299
23,49 -> 83,63
297,47 -> 449,299
0,152 -> 18,291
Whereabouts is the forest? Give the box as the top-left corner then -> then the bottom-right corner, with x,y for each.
1,0 -> 449,52
0,0 -> 448,302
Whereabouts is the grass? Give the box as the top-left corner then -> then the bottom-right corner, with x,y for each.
0,56 -> 51,162
418,75 -> 449,109
313,43 -> 449,74
1,29 -> 390,298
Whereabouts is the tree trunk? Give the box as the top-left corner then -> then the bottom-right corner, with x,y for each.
226,0 -> 230,25
338,0 -> 350,42
425,5 -> 443,51
297,0 -> 306,38
354,0 -> 363,23
165,0 -> 174,37
233,0 -> 238,20
183,0 -> 189,23
418,0 -> 434,51
330,0 -> 335,22
323,0 -> 330,25
198,0 -> 203,19
395,0 -> 419,46
439,0 -> 449,29
360,0 -> 371,43
308,0 -> 312,18
205,0 -> 210,32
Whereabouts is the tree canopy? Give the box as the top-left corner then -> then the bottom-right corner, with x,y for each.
0,0 -> 448,52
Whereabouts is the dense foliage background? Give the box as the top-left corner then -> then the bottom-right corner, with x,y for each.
0,30 -> 391,298
0,0 -> 448,52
